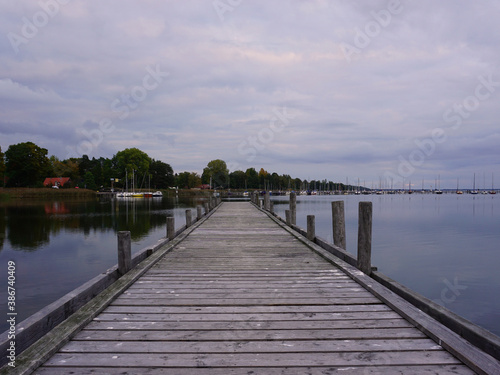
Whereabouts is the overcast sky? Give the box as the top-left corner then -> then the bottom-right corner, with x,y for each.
1,0 -> 499,189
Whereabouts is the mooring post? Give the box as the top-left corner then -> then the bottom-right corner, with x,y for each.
185,209 -> 192,227
289,192 -> 297,225
307,215 -> 315,241
264,191 -> 270,211
167,216 -> 175,240
285,209 -> 291,225
332,201 -> 346,249
117,231 -> 131,276
197,206 -> 202,221
357,201 -> 373,275
270,201 -> 274,214
204,202 -> 209,215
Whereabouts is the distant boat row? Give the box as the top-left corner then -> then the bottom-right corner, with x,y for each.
116,191 -> 163,198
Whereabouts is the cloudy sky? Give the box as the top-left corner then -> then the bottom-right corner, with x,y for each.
1,0 -> 499,189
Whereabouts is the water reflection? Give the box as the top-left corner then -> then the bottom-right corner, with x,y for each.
0,197 -> 207,253
0,196 -> 207,332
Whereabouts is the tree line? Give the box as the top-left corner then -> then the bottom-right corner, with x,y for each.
0,141 -> 345,191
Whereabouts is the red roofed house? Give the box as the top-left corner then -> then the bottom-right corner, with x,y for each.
43,177 -> 71,188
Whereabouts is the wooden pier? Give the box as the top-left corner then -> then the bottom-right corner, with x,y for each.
6,201 -> 500,374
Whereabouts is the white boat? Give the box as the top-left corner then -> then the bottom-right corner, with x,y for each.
152,191 -> 163,197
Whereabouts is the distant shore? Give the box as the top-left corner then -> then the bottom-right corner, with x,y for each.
0,187 -> 217,201
0,187 -> 96,201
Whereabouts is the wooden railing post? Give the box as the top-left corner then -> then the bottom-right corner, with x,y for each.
264,191 -> 270,211
185,210 -> 192,227
204,202 -> 209,215
357,201 -> 373,275
117,231 -> 131,276
197,206 -> 202,221
289,192 -> 296,225
332,201 -> 346,249
167,216 -> 175,240
307,215 -> 315,241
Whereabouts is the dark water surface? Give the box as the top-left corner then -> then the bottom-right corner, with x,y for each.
0,196 -> 206,332
272,193 -> 500,337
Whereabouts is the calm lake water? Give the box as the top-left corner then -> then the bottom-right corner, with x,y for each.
0,196 -> 207,333
272,193 -> 500,337
1,194 -> 499,338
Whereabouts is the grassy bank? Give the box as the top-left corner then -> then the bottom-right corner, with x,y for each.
0,188 -> 96,201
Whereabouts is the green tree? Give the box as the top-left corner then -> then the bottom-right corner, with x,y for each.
229,170 -> 247,189
84,171 -> 97,190
187,172 -> 201,189
245,168 -> 259,189
150,159 -> 174,188
5,142 -> 52,187
202,159 -> 228,188
0,146 -> 5,187
114,148 -> 151,188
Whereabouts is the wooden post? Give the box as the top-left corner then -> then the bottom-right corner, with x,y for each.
185,209 -> 192,227
264,191 -> 270,211
270,201 -> 274,214
307,215 -> 315,241
285,210 -> 291,226
167,216 -> 175,240
357,201 -> 373,275
289,192 -> 296,225
332,201 -> 346,249
197,206 -> 202,221
204,202 -> 209,215
117,231 -> 131,276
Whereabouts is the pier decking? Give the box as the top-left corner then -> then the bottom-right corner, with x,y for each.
18,202 -> 500,373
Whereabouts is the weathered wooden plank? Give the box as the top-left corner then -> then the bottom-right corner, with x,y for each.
83,318 -> 414,331
101,304 -> 392,314
33,365 -> 477,375
72,327 -> 430,341
93,310 -> 401,322
110,296 -> 383,306
41,351 -> 463,367
118,290 -> 373,299
60,338 -> 442,353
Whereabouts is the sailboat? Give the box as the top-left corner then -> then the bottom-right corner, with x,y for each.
470,173 -> 478,195
456,178 -> 463,194
434,175 -> 443,194
490,173 -> 497,195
